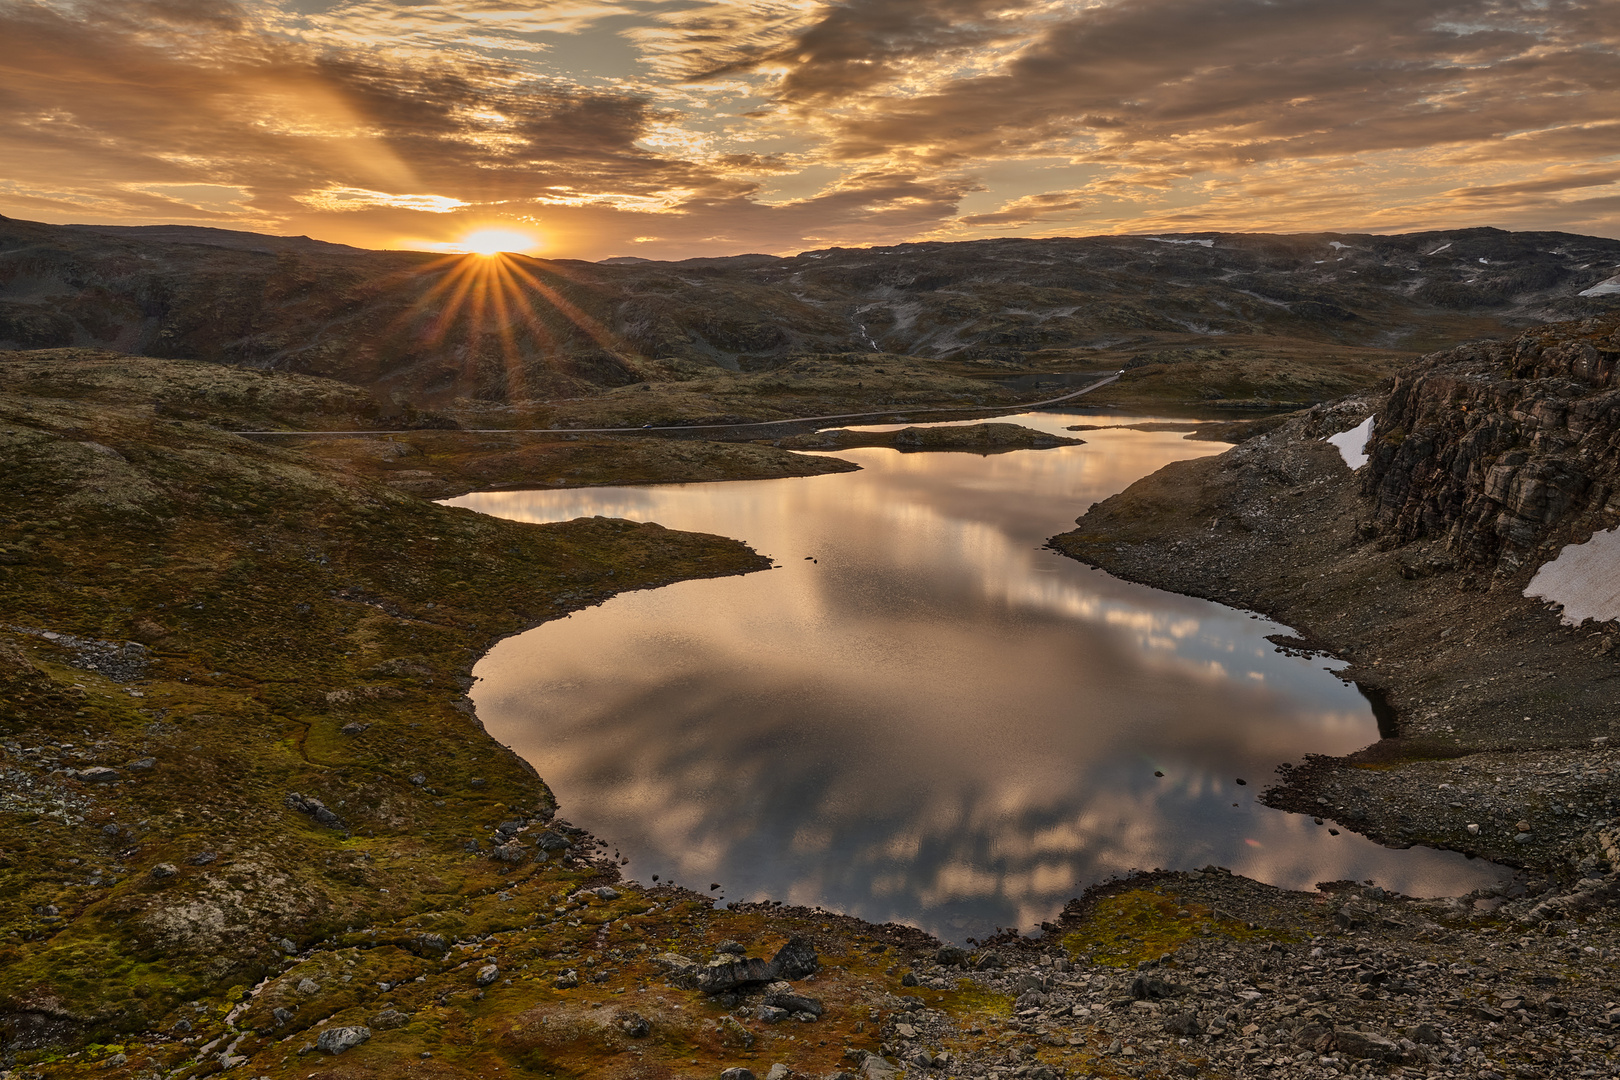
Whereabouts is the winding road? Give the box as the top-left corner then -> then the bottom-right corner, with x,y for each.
238,373 -> 1122,438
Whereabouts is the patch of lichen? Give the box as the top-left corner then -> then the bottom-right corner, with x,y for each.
1059,889 -> 1264,967
0,351 -> 772,1049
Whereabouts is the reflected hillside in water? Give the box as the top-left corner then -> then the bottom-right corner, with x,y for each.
451,414 -> 1505,941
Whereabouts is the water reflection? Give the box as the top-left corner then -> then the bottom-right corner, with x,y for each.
451,413 -> 1505,941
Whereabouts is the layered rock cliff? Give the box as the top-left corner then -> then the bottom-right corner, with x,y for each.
1366,314 -> 1620,574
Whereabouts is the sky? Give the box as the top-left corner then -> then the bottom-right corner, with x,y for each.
2,0 -> 1619,261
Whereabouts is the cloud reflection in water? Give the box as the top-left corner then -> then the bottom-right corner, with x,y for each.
452,415 -> 1505,940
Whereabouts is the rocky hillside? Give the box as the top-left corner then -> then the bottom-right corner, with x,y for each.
1367,315 -> 1620,575
3,216 -> 1617,406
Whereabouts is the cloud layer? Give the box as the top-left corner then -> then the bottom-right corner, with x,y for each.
2,0 -> 1617,257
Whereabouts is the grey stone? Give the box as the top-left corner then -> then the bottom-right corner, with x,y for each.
718,1069 -> 756,1080
1407,1022 -> 1442,1045
763,981 -> 824,1017
285,791 -> 344,829
535,830 -> 572,851
758,1005 -> 789,1023
409,773 -> 426,786
769,937 -> 820,980
935,945 -> 969,967
271,1006 -> 296,1026
315,1026 -> 370,1055
188,851 -> 217,866
1335,1029 -> 1401,1060
1163,1010 -> 1202,1036
555,970 -> 579,989
490,842 -> 527,864
1128,974 -> 1180,1000
127,757 -> 156,770
80,766 -> 119,784
618,1011 -> 650,1037
415,933 -> 448,955
296,978 -> 320,995
371,1008 -> 410,1030
765,1065 -> 794,1080
594,886 -> 620,900
900,971 -> 918,987
149,863 -> 178,880
475,964 -> 499,987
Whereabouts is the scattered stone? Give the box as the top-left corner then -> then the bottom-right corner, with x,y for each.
149,863 -> 177,880
296,978 -> 320,995
594,886 -> 620,900
555,970 -> 579,989
719,1069 -> 756,1080
284,791 -> 344,829
79,766 -> 119,784
534,830 -> 572,852
617,1011 -> 650,1037
763,981 -> 823,1017
935,945 -> 969,967
370,1008 -> 409,1030
126,757 -> 156,770
271,1007 -> 296,1027
315,1026 -> 370,1055
475,964 -> 499,987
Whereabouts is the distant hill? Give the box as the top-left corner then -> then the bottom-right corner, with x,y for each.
2,215 -> 1616,404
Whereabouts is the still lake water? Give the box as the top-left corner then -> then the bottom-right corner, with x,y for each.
450,411 -> 1505,942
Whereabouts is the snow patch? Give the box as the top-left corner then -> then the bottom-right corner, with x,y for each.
1326,416 -> 1374,470
1426,243 -> 1453,256
1328,241 -> 1351,250
1578,275 -> 1620,298
1144,237 -> 1215,248
1526,527 -> 1620,626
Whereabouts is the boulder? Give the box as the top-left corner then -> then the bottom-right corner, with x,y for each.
315,1026 -> 370,1055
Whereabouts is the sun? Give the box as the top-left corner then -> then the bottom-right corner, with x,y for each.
457,227 -> 541,256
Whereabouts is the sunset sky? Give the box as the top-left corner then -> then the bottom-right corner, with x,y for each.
3,0 -> 1618,260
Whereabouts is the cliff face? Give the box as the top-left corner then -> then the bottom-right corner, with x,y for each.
1366,314 -> 1620,573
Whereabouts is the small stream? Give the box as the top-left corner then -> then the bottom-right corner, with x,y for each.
450,411 -> 1506,942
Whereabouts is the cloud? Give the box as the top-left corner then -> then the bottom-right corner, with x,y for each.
3,0 -> 1620,255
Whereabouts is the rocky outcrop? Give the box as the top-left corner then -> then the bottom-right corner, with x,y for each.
1366,314 -> 1620,572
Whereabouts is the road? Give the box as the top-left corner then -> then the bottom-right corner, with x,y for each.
237,373 -> 1122,438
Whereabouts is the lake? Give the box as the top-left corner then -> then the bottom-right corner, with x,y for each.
449,411 -> 1505,942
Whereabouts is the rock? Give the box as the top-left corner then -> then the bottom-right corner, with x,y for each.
284,791 -> 344,829
534,830 -> 572,852
339,721 -> 369,735
698,954 -> 776,993
654,952 -> 700,987
719,1069 -> 757,1080
370,1008 -> 409,1030
769,936 -> 820,980
617,1011 -> 650,1037
1128,974 -> 1180,1000
1335,1029 -> 1401,1060
594,886 -> 620,900
188,851 -> 217,866
1407,1022 -> 1442,1044
475,964 -> 499,987
716,1015 -> 755,1049
973,949 -> 1004,970
859,1055 -> 899,1080
296,978 -> 320,995
271,1006 -> 296,1026
149,863 -> 178,880
315,1026 -> 370,1055
415,932 -> 448,955
935,945 -> 969,967
490,842 -> 527,864
758,1005 -> 789,1023
1467,823 -> 1481,835
763,981 -> 824,1017
555,970 -> 579,989
1163,1010 -> 1202,1036
717,939 -> 745,954
900,971 -> 918,986
765,1065 -> 794,1080
126,757 -> 156,770
80,766 -> 119,784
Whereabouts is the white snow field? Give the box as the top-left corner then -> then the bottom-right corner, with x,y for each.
1327,416 -> 1374,470
1526,526 -> 1620,626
